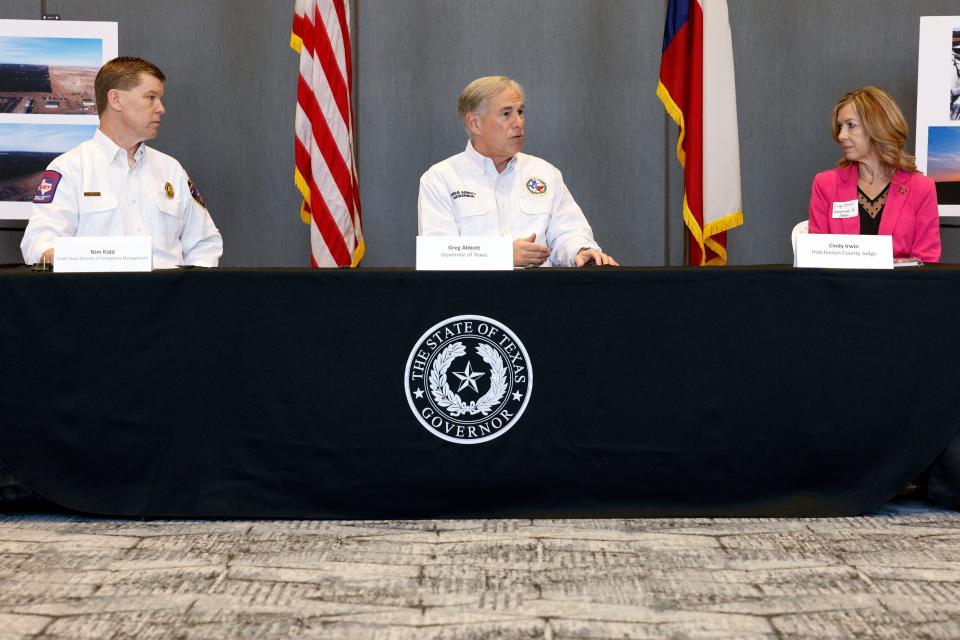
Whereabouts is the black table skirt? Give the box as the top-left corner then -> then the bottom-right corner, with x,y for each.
0,266 -> 958,518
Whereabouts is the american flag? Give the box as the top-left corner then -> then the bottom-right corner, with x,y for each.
292,0 -> 364,267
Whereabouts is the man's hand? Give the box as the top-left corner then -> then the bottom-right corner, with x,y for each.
513,234 -> 550,268
575,247 -> 620,267
38,248 -> 54,266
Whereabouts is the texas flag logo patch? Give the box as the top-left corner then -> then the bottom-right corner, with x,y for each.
33,170 -> 62,204
525,177 -> 547,195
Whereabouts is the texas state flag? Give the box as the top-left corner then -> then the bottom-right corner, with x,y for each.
658,0 -> 743,266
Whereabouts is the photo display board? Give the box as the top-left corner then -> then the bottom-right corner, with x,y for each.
916,16 -> 960,217
0,20 -> 117,220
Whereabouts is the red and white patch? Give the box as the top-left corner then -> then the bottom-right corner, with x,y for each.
33,170 -> 62,204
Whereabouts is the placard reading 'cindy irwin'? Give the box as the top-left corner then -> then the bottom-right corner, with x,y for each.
53,236 -> 152,272
795,233 -> 893,269
416,236 -> 512,270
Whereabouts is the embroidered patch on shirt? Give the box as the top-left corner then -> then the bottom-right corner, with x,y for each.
188,177 -> 206,208
525,177 -> 547,195
451,190 -> 477,200
33,170 -> 62,204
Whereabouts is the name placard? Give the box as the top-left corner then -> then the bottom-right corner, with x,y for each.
795,233 -> 893,269
54,236 -> 152,273
416,236 -> 512,271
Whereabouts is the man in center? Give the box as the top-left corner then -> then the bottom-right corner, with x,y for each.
418,76 -> 618,268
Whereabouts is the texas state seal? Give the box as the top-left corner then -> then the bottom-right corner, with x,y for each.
404,315 -> 533,444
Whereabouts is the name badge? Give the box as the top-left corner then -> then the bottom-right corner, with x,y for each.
795,233 -> 893,269
416,236 -> 512,271
832,200 -> 858,219
53,236 -> 153,273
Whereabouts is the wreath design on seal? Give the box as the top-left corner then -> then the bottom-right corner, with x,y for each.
429,341 -> 508,417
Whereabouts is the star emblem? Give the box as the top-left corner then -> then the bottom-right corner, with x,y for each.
413,388 -> 425,399
451,361 -> 485,393
512,391 -> 524,402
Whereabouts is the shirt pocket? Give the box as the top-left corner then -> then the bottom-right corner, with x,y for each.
453,198 -> 491,235
519,198 -> 551,216
76,193 -> 119,234
152,196 -> 183,243
517,198 -> 552,238
78,194 -> 119,215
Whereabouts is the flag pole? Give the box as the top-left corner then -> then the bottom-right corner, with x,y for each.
663,0 -> 676,267
662,0 -> 689,266
663,105 -> 671,266
351,0 -> 359,161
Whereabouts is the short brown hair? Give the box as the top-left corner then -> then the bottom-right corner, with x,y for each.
831,86 -> 916,172
94,56 -> 165,115
458,76 -> 525,128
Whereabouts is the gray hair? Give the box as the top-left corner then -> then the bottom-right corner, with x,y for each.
458,76 -> 525,127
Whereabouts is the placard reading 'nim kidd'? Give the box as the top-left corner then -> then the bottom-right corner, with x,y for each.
53,235 -> 152,272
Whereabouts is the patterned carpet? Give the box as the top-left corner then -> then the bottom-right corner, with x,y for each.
0,501 -> 958,639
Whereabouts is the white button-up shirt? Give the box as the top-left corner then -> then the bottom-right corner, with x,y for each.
21,128 -> 223,269
418,141 -> 600,267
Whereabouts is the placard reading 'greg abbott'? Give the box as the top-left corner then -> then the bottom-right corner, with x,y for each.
416,236 -> 512,270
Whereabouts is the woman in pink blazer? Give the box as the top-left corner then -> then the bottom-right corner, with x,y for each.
808,87 -> 941,263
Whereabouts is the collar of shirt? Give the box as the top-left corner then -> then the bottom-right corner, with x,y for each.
93,128 -> 146,168
464,140 -> 517,177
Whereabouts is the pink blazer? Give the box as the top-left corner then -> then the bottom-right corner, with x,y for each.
808,164 -> 941,262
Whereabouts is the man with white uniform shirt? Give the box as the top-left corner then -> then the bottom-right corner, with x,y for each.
21,56 -> 222,269
418,75 -> 618,268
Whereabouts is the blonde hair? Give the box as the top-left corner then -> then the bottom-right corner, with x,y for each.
831,86 -> 916,172
458,76 -> 525,127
